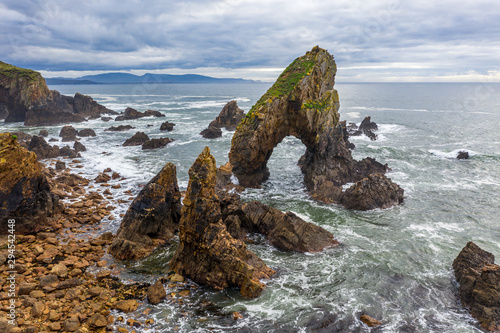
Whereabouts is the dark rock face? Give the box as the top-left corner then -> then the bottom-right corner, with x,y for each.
59,126 -> 78,142
200,124 -> 222,139
341,174 -> 404,210
170,147 -> 275,298
55,161 -> 66,171
105,125 -> 135,131
453,242 -> 500,331
38,130 -> 48,137
141,137 -> 174,150
0,103 -> 8,120
59,146 -> 79,158
347,116 -> 378,141
109,163 -> 181,260
160,121 -> 175,131
28,136 -> 60,160
73,141 -> 86,152
123,132 -> 149,146
208,100 -> 245,131
115,107 -> 164,121
457,151 -> 469,160
0,133 -> 61,234
78,128 -> 96,137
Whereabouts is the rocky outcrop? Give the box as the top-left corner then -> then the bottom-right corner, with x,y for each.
0,133 -> 61,234
202,100 -> 245,134
78,128 -> 96,137
59,125 -> 78,141
0,61 -> 116,125
453,242 -> 500,331
341,174 -> 404,210
28,136 -> 60,160
200,124 -> 222,139
123,132 -> 149,146
141,137 -> 174,150
38,130 -> 48,137
228,47 -> 403,210
73,141 -> 86,152
109,163 -> 181,260
170,147 -> 275,298
457,151 -> 469,160
105,125 -> 135,131
160,121 -> 175,131
115,107 -> 165,121
348,116 -> 378,141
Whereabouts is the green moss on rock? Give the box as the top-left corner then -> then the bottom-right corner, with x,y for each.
0,61 -> 42,82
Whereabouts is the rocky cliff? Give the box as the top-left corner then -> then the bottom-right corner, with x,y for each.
0,133 -> 61,233
0,61 -> 116,125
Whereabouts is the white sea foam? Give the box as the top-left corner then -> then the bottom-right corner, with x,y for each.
429,149 -> 477,159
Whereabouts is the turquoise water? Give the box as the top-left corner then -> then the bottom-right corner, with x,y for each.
2,82 -> 500,332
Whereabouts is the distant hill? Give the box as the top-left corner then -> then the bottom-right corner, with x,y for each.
46,72 -> 260,85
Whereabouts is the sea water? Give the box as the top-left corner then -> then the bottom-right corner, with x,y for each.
2,82 -> 500,332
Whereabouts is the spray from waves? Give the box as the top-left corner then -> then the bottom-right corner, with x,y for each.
429,149 -> 477,159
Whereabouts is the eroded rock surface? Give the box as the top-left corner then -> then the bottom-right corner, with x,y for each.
141,137 -> 174,150
206,100 -> 245,131
341,174 -> 404,210
28,136 -> 60,160
123,132 -> 149,146
115,107 -> 164,121
200,124 -> 222,139
453,242 -> 500,331
109,163 -> 181,260
160,121 -> 175,131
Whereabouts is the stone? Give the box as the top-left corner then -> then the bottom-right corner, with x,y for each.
123,132 -> 149,146
95,173 -> 111,183
348,116 -> 378,140
73,141 -> 86,152
341,174 -> 405,211
360,314 -> 381,327
169,273 -> 184,283
87,313 -> 108,328
59,145 -> 78,158
453,241 -> 500,331
31,301 -> 45,317
105,125 -> 135,131
170,147 -> 275,298
114,299 -> 139,313
89,287 -> 103,297
38,129 -> 49,137
160,121 -> 175,131
40,275 -> 60,289
200,124 -> 222,139
78,128 -> 96,137
28,135 -> 60,160
59,126 -> 78,141
18,282 -> 37,295
51,263 -> 68,278
457,151 -> 469,160
48,322 -> 61,331
0,134 -> 61,234
147,280 -> 167,305
141,137 -> 174,150
207,100 -> 245,131
115,107 -> 165,121
55,161 -> 66,170
101,116 -> 112,122
63,316 -> 80,332
109,162 -> 181,260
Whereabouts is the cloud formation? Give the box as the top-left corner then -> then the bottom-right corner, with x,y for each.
1,0 -> 499,81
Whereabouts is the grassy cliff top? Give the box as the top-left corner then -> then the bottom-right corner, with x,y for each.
0,61 -> 43,82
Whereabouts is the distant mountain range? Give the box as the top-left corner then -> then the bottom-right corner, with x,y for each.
45,73 -> 260,85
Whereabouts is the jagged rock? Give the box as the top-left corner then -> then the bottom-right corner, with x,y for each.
55,161 -> 66,171
0,103 -> 8,119
123,132 -> 149,146
109,163 -> 181,260
144,109 -> 165,117
101,116 -> 112,122
453,242 -> 500,331
200,124 -> 222,139
359,116 -> 378,132
142,137 -> 174,150
229,46 -> 339,187
160,121 -> 175,131
38,130 -> 48,137
341,174 -> 404,210
28,136 -> 60,160
59,125 -> 78,141
73,141 -> 86,152
115,107 -> 165,121
59,146 -> 78,158
94,173 -> 111,183
348,116 -> 378,140
0,133 -> 61,234
147,280 -> 167,305
170,147 -> 275,298
105,125 -> 135,131
208,100 -> 245,131
457,151 -> 469,160
78,128 -> 96,137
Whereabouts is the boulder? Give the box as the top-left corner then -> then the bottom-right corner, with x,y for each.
144,109 -> 165,117
101,116 -> 112,122
457,151 -> 469,160
78,128 -> 96,137
94,173 -> 111,183
360,314 -> 382,327
341,174 -> 404,210
142,137 -> 174,150
59,146 -> 78,158
105,125 -> 135,131
160,121 -> 175,131
170,147 -> 275,298
73,141 -> 86,152
208,100 -> 246,131
59,125 -> 78,141
55,161 -> 66,171
200,124 -> 222,139
453,242 -> 500,331
115,107 -> 165,121
147,280 -> 167,305
109,163 -> 181,260
348,116 -> 378,140
28,136 -> 60,160
0,133 -> 61,234
38,130 -> 48,137
123,132 -> 149,146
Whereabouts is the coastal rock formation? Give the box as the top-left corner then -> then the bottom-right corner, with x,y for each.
457,151 -> 469,160
105,125 -> 135,131
201,100 -> 245,136
0,133 -> 61,234
160,121 -> 175,131
38,129 -> 48,137
28,136 -> 60,160
200,124 -> 222,139
109,163 -> 181,260
78,128 -> 96,137
73,141 -> 86,152
115,107 -> 164,121
228,47 -> 403,210
341,174 -> 404,210
348,116 -> 378,141
170,147 -> 275,298
123,132 -> 150,146
0,61 -> 116,125
59,125 -> 78,141
141,137 -> 174,150
453,242 -> 500,331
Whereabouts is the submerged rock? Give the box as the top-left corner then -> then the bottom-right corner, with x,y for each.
78,128 -> 96,137
200,124 -> 222,139
123,132 -> 149,146
453,242 -> 500,331
0,133 -> 61,233
109,163 -> 181,260
105,125 -> 135,131
170,147 -> 275,298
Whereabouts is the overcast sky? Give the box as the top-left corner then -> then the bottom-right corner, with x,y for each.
1,0 -> 499,82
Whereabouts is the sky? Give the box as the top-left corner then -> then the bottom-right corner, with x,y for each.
1,0 -> 499,82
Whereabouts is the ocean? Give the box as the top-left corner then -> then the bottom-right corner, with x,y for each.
2,82 -> 500,332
